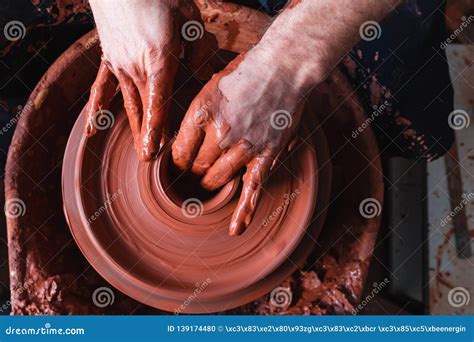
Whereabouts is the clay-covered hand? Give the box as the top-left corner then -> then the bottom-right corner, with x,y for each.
178,0 -> 402,235
85,0 -> 216,161
172,50 -> 306,236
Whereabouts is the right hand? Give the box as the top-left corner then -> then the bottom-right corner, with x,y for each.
85,0 -> 217,161
172,49 -> 307,236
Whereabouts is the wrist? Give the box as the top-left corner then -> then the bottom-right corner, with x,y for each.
252,36 -> 325,96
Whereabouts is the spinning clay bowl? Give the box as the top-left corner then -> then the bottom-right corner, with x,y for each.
62,69 -> 331,314
5,0 -> 383,315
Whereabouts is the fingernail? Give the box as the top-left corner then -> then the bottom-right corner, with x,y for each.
229,220 -> 246,236
201,175 -> 223,192
139,149 -> 154,162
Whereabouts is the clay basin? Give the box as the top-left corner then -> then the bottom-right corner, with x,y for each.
62,65 -> 331,313
6,1 -> 383,315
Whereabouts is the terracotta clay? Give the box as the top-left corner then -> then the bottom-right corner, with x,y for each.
170,52 -> 305,235
6,0 -> 383,315
5,31 -> 151,315
85,62 -> 117,137
63,94 -> 330,312
85,1 -> 218,162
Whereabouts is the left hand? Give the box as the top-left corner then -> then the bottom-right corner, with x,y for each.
85,0 -> 216,161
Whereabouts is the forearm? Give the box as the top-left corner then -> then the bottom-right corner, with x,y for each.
255,0 -> 403,92
89,0 -> 178,12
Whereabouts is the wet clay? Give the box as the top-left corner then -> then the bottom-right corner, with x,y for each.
170,52 -> 295,236
62,75 -> 331,312
62,0 -> 332,313
5,30 -> 151,315
7,1 -> 382,315
86,1 -> 218,162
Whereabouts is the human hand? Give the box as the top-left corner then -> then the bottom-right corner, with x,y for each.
171,0 -> 402,235
172,49 -> 308,236
85,0 -> 217,161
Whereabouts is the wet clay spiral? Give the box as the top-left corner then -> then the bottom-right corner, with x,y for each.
62,68 -> 331,313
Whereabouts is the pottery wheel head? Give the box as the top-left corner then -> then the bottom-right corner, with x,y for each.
62,69 -> 322,313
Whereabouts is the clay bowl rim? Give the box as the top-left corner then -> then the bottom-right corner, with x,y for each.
62,105 -> 327,312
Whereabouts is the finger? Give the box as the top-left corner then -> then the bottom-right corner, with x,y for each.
85,61 -> 117,136
191,123 -> 229,176
201,140 -> 253,191
159,118 -> 172,150
171,101 -> 208,171
116,72 -> 143,152
140,69 -> 177,161
229,150 -> 274,236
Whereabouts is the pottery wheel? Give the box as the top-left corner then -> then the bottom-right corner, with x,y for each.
62,71 -> 332,313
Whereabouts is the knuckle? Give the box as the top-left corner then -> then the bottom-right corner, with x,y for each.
193,107 -> 209,126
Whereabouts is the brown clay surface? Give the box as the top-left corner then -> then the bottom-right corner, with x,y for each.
62,81 -> 331,312
6,1 -> 383,315
5,31 -> 151,315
